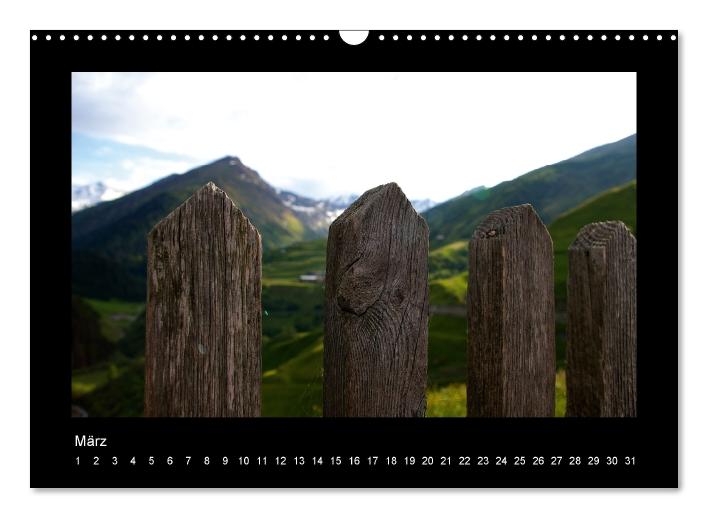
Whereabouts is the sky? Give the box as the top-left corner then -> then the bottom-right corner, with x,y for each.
72,72 -> 636,202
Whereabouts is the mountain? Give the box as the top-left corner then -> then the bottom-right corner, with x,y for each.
277,191 -> 349,233
423,134 -> 636,245
72,182 -> 126,212
276,190 -> 438,231
72,156 -> 320,300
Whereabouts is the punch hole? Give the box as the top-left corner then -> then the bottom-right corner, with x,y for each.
339,31 -> 368,45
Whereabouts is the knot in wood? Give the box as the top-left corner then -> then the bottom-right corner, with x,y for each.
336,259 -> 385,316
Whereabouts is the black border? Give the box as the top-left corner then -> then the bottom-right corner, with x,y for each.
31,30 -> 678,488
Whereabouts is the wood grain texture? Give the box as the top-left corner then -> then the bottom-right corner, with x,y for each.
324,183 -> 429,417
145,182 -> 262,417
467,204 -> 555,417
566,221 -> 636,417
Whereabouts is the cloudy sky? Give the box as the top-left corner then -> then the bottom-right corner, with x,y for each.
72,72 -> 636,202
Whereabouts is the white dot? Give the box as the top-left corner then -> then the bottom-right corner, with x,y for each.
504,34 -> 509,41
157,35 -> 163,41
198,34 -> 204,41
171,35 -> 176,41
532,34 -> 537,41
643,34 -> 648,40
185,35 -> 191,41
421,35 -> 426,41
323,34 -> 329,40
491,35 -> 496,41
255,35 -> 260,41
379,34 -> 384,41
296,34 -> 301,41
240,35 -> 246,41
545,34 -> 551,41
102,35 -> 107,41
657,35 -> 663,41
671,34 -> 677,41
74,35 -> 80,41
143,34 -> 149,41
629,35 -> 634,41
435,34 -> 440,41
476,35 -> 482,41
602,35 -> 607,40
129,35 -> 134,41
573,34 -> 579,41
393,34 -> 398,41
115,35 -> 121,41
518,35 -> 523,41
32,34 -> 37,41
282,35 -> 287,41
213,35 -> 218,41
560,34 -> 566,41
449,34 -> 454,41
268,34 -> 273,41
616,35 -> 621,40
310,34 -> 315,41
463,34 -> 468,41
87,35 -> 93,41
226,35 -> 232,40
407,35 -> 412,41
587,35 -> 593,41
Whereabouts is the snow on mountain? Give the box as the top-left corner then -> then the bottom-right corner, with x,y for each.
72,182 -> 127,212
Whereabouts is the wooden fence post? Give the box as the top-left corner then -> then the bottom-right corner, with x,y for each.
566,221 -> 636,417
467,204 -> 555,417
144,182 -> 262,417
323,183 -> 429,417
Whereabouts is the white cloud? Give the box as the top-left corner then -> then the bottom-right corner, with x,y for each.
72,72 -> 636,200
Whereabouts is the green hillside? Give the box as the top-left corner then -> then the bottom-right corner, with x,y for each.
424,134 -> 636,246
72,157 -> 318,301
549,180 -> 637,302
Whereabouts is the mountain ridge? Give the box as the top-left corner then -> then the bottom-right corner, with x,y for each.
423,134 -> 636,246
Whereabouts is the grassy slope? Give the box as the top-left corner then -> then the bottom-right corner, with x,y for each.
549,180 -> 637,304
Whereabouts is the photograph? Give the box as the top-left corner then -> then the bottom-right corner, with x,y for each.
69,71 -> 637,419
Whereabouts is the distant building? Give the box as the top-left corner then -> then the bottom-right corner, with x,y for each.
299,271 -> 325,283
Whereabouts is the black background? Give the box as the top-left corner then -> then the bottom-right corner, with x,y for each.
30,30 -> 678,488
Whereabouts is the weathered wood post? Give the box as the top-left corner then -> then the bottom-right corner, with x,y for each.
467,204 -> 555,417
566,221 -> 636,417
324,183 -> 429,417
145,182 -> 262,417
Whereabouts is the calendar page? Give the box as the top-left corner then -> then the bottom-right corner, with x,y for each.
30,29 -> 677,487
